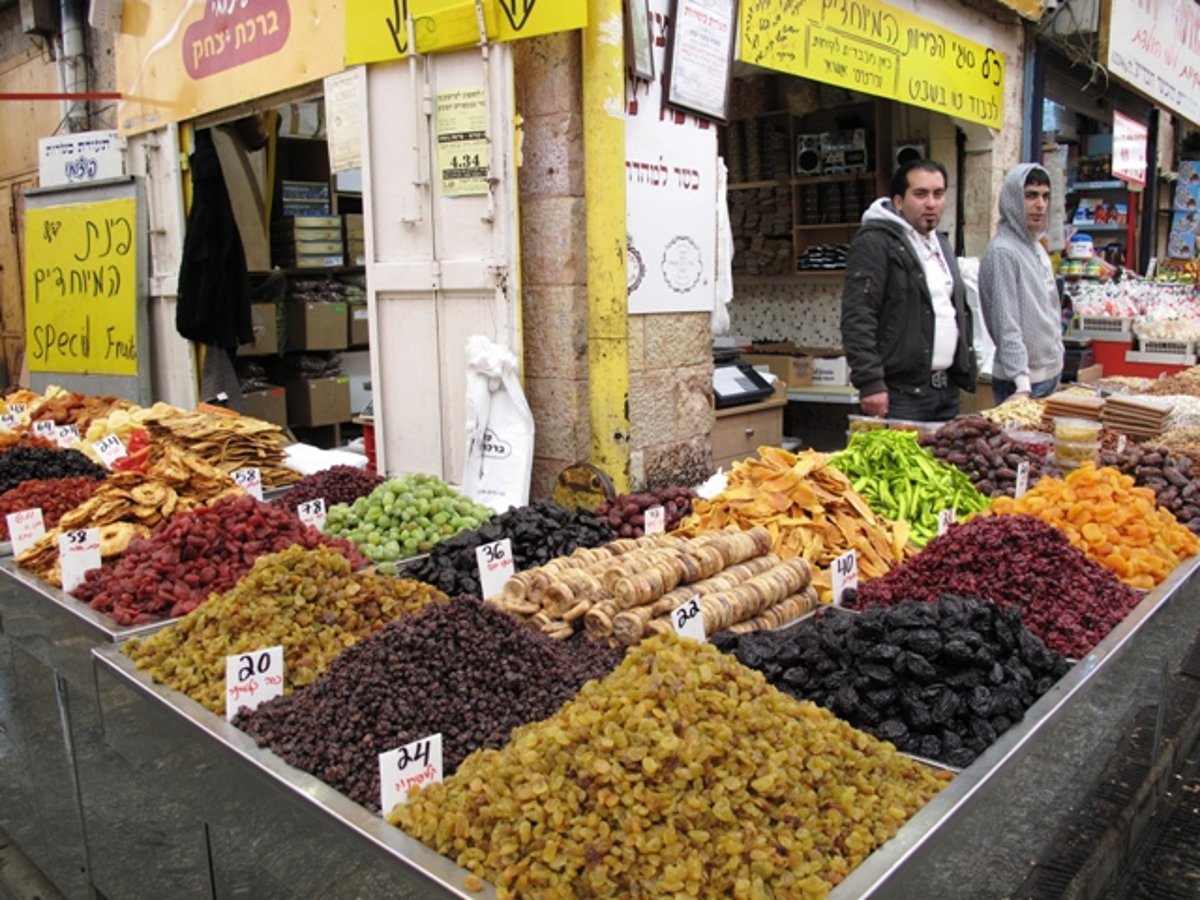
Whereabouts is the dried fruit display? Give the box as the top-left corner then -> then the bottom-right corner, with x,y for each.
677,446 -> 910,601
986,462 -> 1199,588
592,486 -> 695,538
1138,365 -> 1200,397
124,545 -> 445,713
73,494 -> 368,625
235,596 -> 626,811
0,477 -> 103,539
142,406 -> 299,488
0,446 -> 106,494
273,465 -> 384,514
980,397 -> 1045,428
1148,426 -> 1200,470
0,432 -> 57,453
922,416 -> 1058,498
406,499 -> 612,598
829,430 -> 990,548
390,634 -> 950,898
852,515 -> 1143,658
27,387 -> 136,429
716,597 -> 1070,768
1099,445 -> 1200,533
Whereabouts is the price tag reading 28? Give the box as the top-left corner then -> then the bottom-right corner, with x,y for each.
297,498 -> 326,530
379,733 -> 443,813
671,594 -> 706,642
832,549 -> 858,606
224,645 -> 284,722
232,467 -> 263,501
475,538 -> 514,600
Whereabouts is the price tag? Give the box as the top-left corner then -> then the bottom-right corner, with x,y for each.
671,594 -> 706,642
1014,461 -> 1030,498
475,538 -> 514,599
297,497 -> 327,530
832,549 -> 858,606
92,434 -> 128,468
7,403 -> 27,415
937,508 -> 956,536
224,646 -> 284,721
1117,434 -> 1128,454
0,413 -> 17,430
643,505 -> 665,535
232,467 -> 263,501
379,733 -> 443,813
58,527 -> 100,593
54,423 -> 80,448
32,420 -> 55,439
6,508 -> 44,556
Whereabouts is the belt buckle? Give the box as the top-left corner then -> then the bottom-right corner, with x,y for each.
931,370 -> 949,389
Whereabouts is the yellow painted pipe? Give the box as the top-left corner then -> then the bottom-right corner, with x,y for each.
582,0 -> 630,492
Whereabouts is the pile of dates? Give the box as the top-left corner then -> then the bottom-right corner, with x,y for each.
922,416 -> 1057,498
1099,445 -> 1200,533
594,486 -> 696,538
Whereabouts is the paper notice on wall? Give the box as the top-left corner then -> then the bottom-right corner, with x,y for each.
324,68 -> 364,173
437,87 -> 489,197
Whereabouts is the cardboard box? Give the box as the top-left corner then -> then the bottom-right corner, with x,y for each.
810,355 -> 849,386
285,301 -> 348,351
238,303 -> 279,356
284,376 -> 352,427
743,353 -> 813,387
240,386 -> 287,427
1076,363 -> 1104,384
348,304 -> 369,346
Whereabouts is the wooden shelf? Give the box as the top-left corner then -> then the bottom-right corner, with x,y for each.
791,172 -> 874,186
729,180 -> 786,191
794,222 -> 860,231
793,269 -> 846,277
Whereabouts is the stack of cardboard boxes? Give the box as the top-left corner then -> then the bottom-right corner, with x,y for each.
742,343 -> 850,389
272,213 -> 346,269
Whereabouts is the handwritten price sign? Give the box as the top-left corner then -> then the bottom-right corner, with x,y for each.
54,423 -> 80,448
232,467 -> 263,500
225,646 -> 284,721
59,527 -> 100,593
6,508 -> 44,556
475,538 -> 514,599
671,595 -> 706,643
643,505 -> 665,536
832,549 -> 858,606
32,420 -> 55,439
379,734 -> 443,813
1015,462 -> 1030,499
93,433 -> 128,467
937,508 -> 956,536
297,498 -> 326,530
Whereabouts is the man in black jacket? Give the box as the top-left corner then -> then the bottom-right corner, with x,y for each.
840,160 -> 976,421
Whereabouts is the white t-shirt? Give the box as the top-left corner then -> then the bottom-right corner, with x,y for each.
906,228 -> 958,372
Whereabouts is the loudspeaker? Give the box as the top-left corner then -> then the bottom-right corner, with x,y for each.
796,134 -> 822,176
893,142 -> 927,168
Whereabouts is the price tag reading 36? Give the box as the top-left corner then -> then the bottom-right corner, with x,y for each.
232,467 -> 263,501
475,538 -> 514,599
379,733 -> 443,813
832,549 -> 858,606
59,527 -> 100,593
297,498 -> 326,530
671,594 -> 706,642
224,646 -> 284,721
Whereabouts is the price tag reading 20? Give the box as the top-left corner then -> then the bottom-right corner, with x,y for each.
475,538 -> 514,600
832,549 -> 858,606
379,733 -> 444,813
671,595 -> 706,642
224,646 -> 284,721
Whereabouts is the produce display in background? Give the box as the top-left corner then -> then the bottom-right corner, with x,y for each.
405,499 -> 613,598
0,477 -> 103,540
322,473 -> 494,565
391,635 -> 951,897
829,430 -> 990,547
987,463 -> 1199,588
715,597 -> 1070,768
273,464 -> 384,514
851,515 -> 1141,658
235,596 -> 626,811
124,545 -> 447,713
677,447 -> 910,601
922,417 -> 1058,498
1099,446 -> 1200,533
0,446 -> 107,494
72,493 -> 368,625
592,486 -> 696,538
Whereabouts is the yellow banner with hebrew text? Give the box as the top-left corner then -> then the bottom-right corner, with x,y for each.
739,0 -> 1005,130
345,0 -> 586,64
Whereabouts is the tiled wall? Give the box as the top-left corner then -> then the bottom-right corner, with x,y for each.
727,277 -> 843,348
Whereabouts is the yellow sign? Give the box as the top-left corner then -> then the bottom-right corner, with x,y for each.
25,199 -> 139,376
116,0 -> 346,136
437,87 -> 489,196
739,0 -> 1005,130
345,0 -> 587,64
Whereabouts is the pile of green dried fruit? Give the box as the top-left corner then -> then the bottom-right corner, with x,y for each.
390,634 -> 950,897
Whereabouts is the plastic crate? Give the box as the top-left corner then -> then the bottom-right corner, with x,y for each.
1138,337 -> 1194,357
1069,315 -> 1133,339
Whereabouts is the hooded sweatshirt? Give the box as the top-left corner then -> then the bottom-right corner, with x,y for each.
979,163 -> 1064,392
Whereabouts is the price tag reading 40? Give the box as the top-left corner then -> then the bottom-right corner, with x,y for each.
671,595 -> 706,642
1015,462 -> 1030,499
297,498 -> 326,530
0,413 -> 18,430
6,508 -> 44,556
937,508 -> 956,536
224,646 -> 284,722
475,538 -> 514,600
379,734 -> 443,813
232,467 -> 263,501
643,505 -> 666,536
59,528 -> 100,593
92,434 -> 128,468
832,549 -> 858,606
32,420 -> 55,439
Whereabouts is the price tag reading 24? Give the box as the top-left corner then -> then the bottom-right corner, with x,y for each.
232,467 -> 263,501
59,527 -> 100,593
671,595 -> 706,643
379,733 -> 443,813
93,433 -> 128,467
297,498 -> 326,530
832,549 -> 858,606
224,646 -> 284,722
475,538 -> 514,600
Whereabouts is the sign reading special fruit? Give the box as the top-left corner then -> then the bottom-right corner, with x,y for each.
25,198 -> 138,376
739,0 -> 1005,130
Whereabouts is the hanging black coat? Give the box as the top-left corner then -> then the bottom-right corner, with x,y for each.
176,130 -> 253,351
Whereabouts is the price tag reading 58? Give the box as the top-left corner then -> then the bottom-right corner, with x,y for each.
379,733 -> 444,813
59,527 -> 101,593
475,538 -> 514,600
224,646 -> 284,721
671,595 -> 706,643
832,549 -> 858,606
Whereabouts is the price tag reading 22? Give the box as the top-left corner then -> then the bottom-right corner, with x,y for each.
224,646 -> 284,721
379,733 -> 443,813
832,549 -> 858,606
475,538 -> 514,600
671,595 -> 706,642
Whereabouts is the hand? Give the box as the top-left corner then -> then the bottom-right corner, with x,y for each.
1010,391 -> 1031,400
860,391 -> 888,418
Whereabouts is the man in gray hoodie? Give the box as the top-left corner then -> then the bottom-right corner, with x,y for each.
979,163 -> 1064,404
